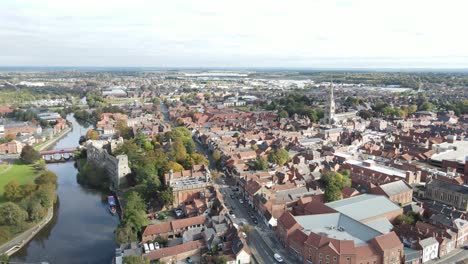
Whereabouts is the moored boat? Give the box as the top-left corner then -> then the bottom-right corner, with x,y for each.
108,196 -> 116,215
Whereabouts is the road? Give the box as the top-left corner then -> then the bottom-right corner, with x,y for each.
217,180 -> 296,264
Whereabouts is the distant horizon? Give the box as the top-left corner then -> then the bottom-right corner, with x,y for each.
1,66 -> 468,73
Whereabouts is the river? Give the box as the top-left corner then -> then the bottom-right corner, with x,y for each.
11,114 -> 120,264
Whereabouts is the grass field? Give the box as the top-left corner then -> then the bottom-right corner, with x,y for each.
0,160 -> 40,202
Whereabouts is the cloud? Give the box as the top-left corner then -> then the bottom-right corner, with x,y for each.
0,0 -> 467,68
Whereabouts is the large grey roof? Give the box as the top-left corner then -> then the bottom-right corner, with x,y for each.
365,217 -> 394,234
379,180 -> 412,196
326,194 -> 401,221
294,213 -> 382,246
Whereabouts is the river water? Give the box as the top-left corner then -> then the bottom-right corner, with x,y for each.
11,114 -> 120,264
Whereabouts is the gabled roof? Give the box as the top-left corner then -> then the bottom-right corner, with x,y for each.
278,212 -> 298,230
378,180 -> 412,197
372,231 -> 403,251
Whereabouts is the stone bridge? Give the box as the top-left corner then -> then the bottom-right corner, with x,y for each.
40,148 -> 77,162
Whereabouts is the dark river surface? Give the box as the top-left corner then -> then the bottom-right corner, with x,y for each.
11,114 -> 120,264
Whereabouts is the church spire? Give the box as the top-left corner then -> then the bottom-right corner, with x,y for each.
325,81 -> 335,124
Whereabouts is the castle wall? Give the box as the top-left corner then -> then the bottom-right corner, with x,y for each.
86,139 -> 130,189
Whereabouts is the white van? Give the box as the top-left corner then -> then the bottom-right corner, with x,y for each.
143,243 -> 149,253
149,243 -> 155,251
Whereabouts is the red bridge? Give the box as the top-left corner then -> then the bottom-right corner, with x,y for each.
40,148 -> 77,155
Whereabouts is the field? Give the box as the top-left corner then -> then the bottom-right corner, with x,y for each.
0,161 -> 39,202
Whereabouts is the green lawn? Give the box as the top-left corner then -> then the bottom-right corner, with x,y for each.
0,161 -> 40,202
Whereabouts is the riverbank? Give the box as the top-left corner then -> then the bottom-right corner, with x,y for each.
0,207 -> 53,256
34,125 -> 72,151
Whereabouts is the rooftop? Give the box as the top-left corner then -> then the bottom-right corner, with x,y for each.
431,140 -> 468,163
295,213 -> 382,246
326,194 -> 401,221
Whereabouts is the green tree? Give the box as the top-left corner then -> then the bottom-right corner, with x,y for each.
4,180 -> 22,201
21,183 -> 38,197
171,139 -> 188,163
122,256 -> 150,264
325,177 -> 343,202
159,189 -> 174,206
253,157 -> 268,170
278,110 -> 289,119
35,171 -> 58,187
20,145 -> 41,164
166,161 -> 184,172
268,149 -> 290,166
116,119 -> 132,139
191,153 -> 209,166
0,202 -> 28,226
115,223 -> 138,244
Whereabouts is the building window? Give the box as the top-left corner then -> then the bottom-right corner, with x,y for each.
326,255 -> 330,260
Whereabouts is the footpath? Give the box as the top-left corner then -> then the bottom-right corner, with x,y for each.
35,126 -> 72,151
0,207 -> 53,256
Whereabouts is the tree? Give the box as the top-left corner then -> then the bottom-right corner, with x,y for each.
325,178 -> 343,202
35,171 -> 58,187
116,119 -> 132,139
212,150 -> 221,165
170,139 -> 188,163
0,202 -> 28,226
4,180 -> 22,201
115,223 -> 138,244
166,161 -> 184,172
321,171 -> 351,202
278,110 -> 289,119
159,189 -> 174,206
253,157 -> 268,170
85,129 -> 99,140
21,183 -> 38,197
233,132 -> 240,138
191,153 -> 209,166
20,145 -> 41,164
22,199 -> 46,222
268,148 -> 290,166
213,256 -> 228,264
122,256 -> 150,264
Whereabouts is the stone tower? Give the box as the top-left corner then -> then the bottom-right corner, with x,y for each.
325,82 -> 336,124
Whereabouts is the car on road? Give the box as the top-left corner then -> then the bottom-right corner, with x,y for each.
274,253 -> 284,262
253,219 -> 258,224
221,179 -> 226,184
250,213 -> 255,219
464,245 -> 468,250
242,232 -> 247,238
231,214 -> 236,219
229,210 -> 234,215
186,257 -> 193,263
239,199 -> 244,204
230,194 -> 235,199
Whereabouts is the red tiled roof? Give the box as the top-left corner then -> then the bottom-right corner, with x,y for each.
143,239 -> 204,260
278,212 -> 298,230
372,231 -> 402,250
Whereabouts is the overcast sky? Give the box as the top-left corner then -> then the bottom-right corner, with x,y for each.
1,0 -> 468,68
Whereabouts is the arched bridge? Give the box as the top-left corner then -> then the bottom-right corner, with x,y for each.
40,148 -> 78,163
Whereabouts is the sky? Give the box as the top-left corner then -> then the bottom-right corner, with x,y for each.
1,0 -> 468,68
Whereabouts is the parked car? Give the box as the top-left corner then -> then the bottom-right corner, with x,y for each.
274,253 -> 284,262
186,257 -> 193,263
149,243 -> 155,251
253,219 -> 258,224
242,232 -> 247,238
143,243 -> 149,253
239,199 -> 244,204
154,242 -> 160,250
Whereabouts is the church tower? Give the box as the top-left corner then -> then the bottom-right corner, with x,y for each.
325,82 -> 335,124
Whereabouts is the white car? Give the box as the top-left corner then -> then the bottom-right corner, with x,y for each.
274,253 -> 284,262
154,242 -> 160,250
231,214 -> 236,219
143,243 -> 149,253
149,243 -> 155,251
239,199 -> 244,204
242,232 -> 247,238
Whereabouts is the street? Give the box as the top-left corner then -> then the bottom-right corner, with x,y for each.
217,180 -> 296,264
